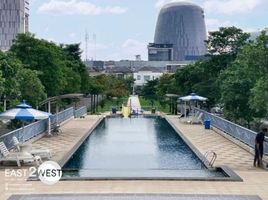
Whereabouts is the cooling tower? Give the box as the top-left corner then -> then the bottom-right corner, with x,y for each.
154,2 -> 207,61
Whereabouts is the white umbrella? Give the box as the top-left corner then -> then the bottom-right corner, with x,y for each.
179,93 -> 208,101
179,93 -> 208,118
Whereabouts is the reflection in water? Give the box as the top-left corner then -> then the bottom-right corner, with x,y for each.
64,117 -> 204,170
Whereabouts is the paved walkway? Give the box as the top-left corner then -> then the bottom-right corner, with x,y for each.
32,115 -> 102,166
1,114 -> 268,200
165,116 -> 260,171
128,95 -> 141,111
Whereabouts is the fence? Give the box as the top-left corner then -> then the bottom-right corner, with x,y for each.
0,107 -> 78,150
74,106 -> 87,118
194,108 -> 268,155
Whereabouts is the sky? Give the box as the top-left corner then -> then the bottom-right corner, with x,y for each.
29,0 -> 268,61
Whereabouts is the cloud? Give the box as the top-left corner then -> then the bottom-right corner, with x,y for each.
121,39 -> 147,59
155,0 -> 263,15
155,0 -> 193,8
206,18 -> 233,31
204,0 -> 263,15
38,0 -> 128,15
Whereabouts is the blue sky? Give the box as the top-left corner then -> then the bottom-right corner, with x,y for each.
29,0 -> 268,61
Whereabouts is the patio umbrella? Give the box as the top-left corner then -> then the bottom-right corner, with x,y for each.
179,93 -> 208,117
179,93 -> 208,101
0,100 -> 51,141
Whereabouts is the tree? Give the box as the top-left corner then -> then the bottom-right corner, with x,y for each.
141,79 -> 158,107
17,68 -> 46,107
0,51 -> 46,108
10,33 -> 67,96
206,26 -> 250,56
220,29 -> 268,127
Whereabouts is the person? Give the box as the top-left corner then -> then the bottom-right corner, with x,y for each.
254,127 -> 267,167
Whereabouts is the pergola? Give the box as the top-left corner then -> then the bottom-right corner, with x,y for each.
40,93 -> 84,125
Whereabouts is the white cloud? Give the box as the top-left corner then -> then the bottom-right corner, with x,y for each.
206,18 -> 233,31
121,39 -> 147,59
155,0 -> 193,8
38,0 -> 128,15
204,0 -> 263,15
155,0 -> 263,15
68,32 -> 76,39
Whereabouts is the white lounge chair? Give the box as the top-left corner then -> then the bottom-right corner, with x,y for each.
188,112 -> 204,124
0,142 -> 42,167
12,136 -> 52,160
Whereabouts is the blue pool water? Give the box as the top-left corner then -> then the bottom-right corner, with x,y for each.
63,117 -> 226,178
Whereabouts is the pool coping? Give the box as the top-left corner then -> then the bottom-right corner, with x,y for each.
28,115 -> 242,182
59,116 -> 104,167
164,116 -> 243,182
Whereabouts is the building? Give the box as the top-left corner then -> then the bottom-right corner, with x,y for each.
148,43 -> 173,61
84,60 -> 193,75
105,66 -> 132,79
153,2 -> 207,61
133,66 -> 163,86
0,0 -> 29,51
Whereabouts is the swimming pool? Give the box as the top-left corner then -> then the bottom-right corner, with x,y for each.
62,117 -> 238,180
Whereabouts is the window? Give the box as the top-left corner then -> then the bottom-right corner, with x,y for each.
144,75 -> 150,81
137,75 -> 141,80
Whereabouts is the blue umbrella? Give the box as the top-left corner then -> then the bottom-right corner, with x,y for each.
0,100 -> 51,120
0,100 -> 52,140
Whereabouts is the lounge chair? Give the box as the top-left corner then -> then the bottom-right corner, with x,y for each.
12,136 -> 52,160
0,142 -> 42,167
188,112 -> 204,124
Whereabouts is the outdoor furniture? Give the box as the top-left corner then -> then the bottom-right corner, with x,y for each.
0,142 -> 42,167
52,124 -> 62,135
12,136 -> 52,159
188,113 -> 204,124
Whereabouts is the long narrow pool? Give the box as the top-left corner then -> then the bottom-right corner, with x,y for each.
63,117 -> 228,179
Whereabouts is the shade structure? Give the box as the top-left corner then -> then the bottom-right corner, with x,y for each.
0,100 -> 51,120
178,93 -> 208,118
0,100 -> 52,140
179,93 -> 208,101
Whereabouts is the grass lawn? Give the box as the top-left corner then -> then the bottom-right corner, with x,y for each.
97,96 -> 169,113
97,97 -> 128,112
139,96 -> 169,113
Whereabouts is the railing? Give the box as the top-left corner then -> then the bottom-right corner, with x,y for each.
74,106 -> 87,118
195,108 -> 268,155
0,107 -> 77,150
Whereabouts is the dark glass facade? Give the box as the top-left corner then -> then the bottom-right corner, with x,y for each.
148,43 -> 173,61
154,2 -> 207,61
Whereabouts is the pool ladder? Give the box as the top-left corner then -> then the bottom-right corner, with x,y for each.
203,151 -> 217,167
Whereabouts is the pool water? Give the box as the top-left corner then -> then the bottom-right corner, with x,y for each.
63,117 -> 226,179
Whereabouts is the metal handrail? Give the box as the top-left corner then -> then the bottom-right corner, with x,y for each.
204,151 -> 217,167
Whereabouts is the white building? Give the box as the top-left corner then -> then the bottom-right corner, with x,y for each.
0,0 -> 29,51
133,66 -> 163,86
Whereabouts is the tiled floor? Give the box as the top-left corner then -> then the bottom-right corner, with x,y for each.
1,115 -> 268,200
166,116 -> 261,171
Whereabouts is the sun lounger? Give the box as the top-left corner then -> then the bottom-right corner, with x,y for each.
12,136 -> 52,160
0,142 -> 42,167
188,112 -> 204,124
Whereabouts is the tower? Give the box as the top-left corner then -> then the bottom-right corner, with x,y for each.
150,2 -> 207,61
0,0 -> 29,51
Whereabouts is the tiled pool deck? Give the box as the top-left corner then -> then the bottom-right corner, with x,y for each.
1,115 -> 268,200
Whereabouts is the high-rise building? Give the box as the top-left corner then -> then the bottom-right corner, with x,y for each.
150,2 -> 207,61
0,0 -> 29,51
